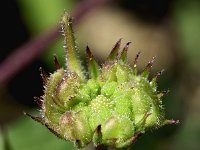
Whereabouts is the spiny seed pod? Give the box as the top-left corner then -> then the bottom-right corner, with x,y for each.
27,12 -> 179,149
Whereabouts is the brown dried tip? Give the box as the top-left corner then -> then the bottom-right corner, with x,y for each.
24,112 -> 44,124
120,42 -> 131,63
122,42 -> 131,53
163,119 -> 180,125
143,56 -> 156,71
25,112 -> 63,138
39,67 -> 48,85
86,46 -> 100,79
44,124 -> 63,139
158,90 -> 170,98
96,125 -> 102,135
107,38 -> 122,61
34,96 -> 43,108
155,69 -> 165,79
75,140 -> 82,148
93,124 -> 102,146
53,55 -> 61,69
133,51 -> 141,67
86,46 -> 93,61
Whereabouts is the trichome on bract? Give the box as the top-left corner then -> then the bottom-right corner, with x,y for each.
27,12 -> 179,149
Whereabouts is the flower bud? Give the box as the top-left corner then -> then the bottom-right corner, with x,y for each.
28,12 -> 178,149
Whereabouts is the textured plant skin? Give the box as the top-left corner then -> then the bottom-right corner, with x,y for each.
27,12 -> 179,149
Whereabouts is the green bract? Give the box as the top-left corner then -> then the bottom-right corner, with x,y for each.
28,12 -> 178,149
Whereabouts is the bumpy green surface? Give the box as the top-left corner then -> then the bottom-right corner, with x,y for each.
30,12 -> 177,149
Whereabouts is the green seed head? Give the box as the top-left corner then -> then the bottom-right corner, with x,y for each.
28,12 -> 178,149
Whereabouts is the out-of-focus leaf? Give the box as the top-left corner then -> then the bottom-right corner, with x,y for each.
17,0 -> 74,33
174,1 -> 200,71
7,115 -> 74,150
0,129 -> 5,150
172,116 -> 200,150
17,0 -> 75,68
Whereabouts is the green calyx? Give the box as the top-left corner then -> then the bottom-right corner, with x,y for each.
28,12 -> 179,149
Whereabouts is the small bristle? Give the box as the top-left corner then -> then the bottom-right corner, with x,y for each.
45,124 -> 63,139
157,90 -> 170,98
25,112 -> 44,124
163,119 -> 180,125
107,38 -> 122,61
151,69 -> 165,87
155,69 -> 165,79
39,67 -> 48,85
133,51 -> 141,67
53,55 -> 61,69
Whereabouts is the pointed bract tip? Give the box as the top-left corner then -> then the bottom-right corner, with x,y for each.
61,12 -> 72,25
94,124 -> 102,138
60,12 -> 73,40
96,124 -> 102,135
93,124 -> 102,146
151,69 -> 165,84
34,96 -> 43,108
107,38 -> 122,60
61,12 -> 85,80
75,140 -> 82,148
53,54 -> 61,70
25,112 -> 44,124
127,41 -> 131,45
116,38 -> 122,45
143,56 -> 156,71
163,119 -> 180,125
158,90 -> 170,98
39,67 -> 48,85
133,51 -> 141,67
123,42 -> 131,51
86,46 -> 100,79
86,46 -> 93,60
120,42 -> 132,63
155,69 -> 165,78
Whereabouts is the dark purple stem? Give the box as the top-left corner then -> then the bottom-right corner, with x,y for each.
0,27 -> 59,87
0,0 -> 112,87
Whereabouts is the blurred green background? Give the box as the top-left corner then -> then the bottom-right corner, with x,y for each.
0,0 -> 200,150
